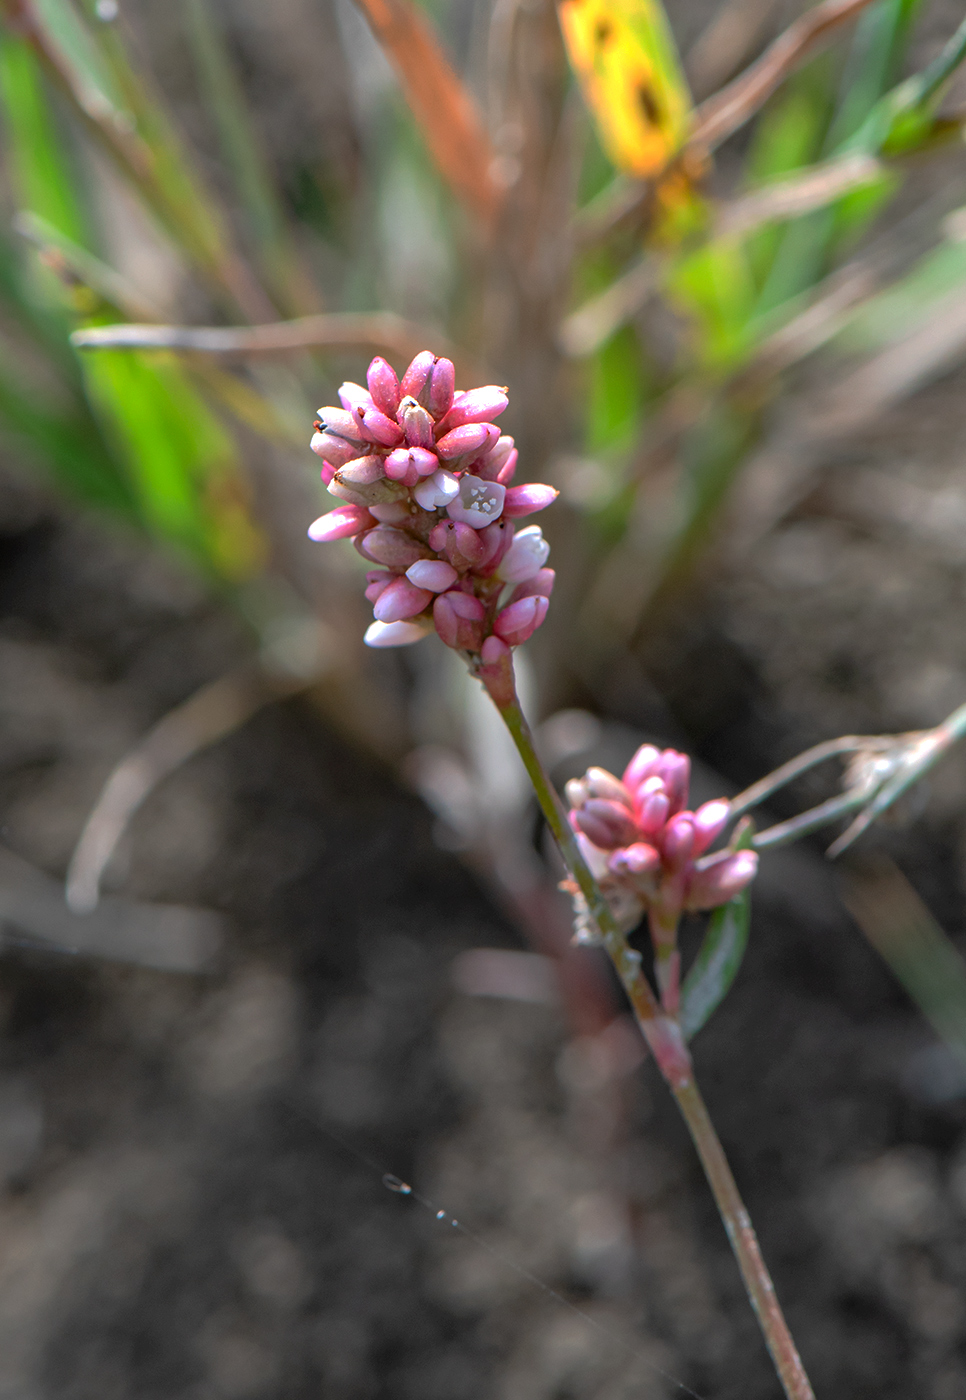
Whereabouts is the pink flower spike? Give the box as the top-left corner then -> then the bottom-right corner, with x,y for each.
623,745 -> 661,791
400,351 -> 435,401
692,800 -> 731,856
510,568 -> 554,602
608,842 -> 660,877
685,850 -> 758,912
437,422 -> 500,461
311,431 -> 363,468
574,799 -> 639,850
502,483 -> 559,517
406,559 -> 458,592
364,619 -> 430,648
364,572 -> 393,603
662,813 -> 695,871
426,357 -> 455,418
373,576 -> 434,623
356,526 -> 428,568
366,357 -> 401,417
446,477 -> 506,528
433,590 -> 486,650
493,594 -> 549,646
308,505 -> 375,542
480,635 -> 510,666
338,382 -> 374,414
362,408 -> 404,448
497,525 -> 549,583
496,449 -> 518,486
397,396 -> 435,449
437,386 -> 508,433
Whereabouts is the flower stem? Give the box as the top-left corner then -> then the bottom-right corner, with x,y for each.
477,652 -> 816,1400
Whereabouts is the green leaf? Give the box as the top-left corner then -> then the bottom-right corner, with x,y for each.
680,823 -> 754,1041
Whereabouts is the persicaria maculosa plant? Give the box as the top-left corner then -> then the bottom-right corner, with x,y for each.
308,353 -> 816,1400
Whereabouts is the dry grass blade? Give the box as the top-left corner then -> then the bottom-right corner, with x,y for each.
686,0 -> 780,100
843,857 -> 966,1069
0,844 -> 223,971
352,0 -> 503,230
70,313 -> 466,367
690,0 -> 879,152
65,664 -> 311,915
717,153 -> 883,239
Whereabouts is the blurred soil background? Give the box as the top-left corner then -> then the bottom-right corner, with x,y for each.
2,0 -> 966,1398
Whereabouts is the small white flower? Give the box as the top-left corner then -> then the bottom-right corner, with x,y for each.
446,477 -> 506,528
413,468 -> 459,511
364,620 -> 431,648
497,525 -> 549,583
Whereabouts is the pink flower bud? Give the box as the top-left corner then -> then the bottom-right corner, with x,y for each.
436,422 -> 500,461
356,526 -> 429,568
362,408 -> 404,448
471,434 -> 515,482
446,477 -> 506,528
493,594 -> 549,646
316,407 -> 366,443
369,501 -> 411,524
397,396 -> 435,449
337,455 -> 386,485
373,575 -> 434,623
477,519 -> 513,571
692,800 -> 731,856
364,619 -> 430,648
502,483 -> 559,517
433,590 -> 486,650
308,504 -> 375,542
364,571 -> 393,602
623,745 -> 661,791
338,382 -> 374,414
607,842 -> 660,877
481,633 -> 510,664
436,386 -> 508,433
656,752 -> 690,816
573,799 -> 639,849
685,850 -> 758,912
406,559 -> 458,592
497,525 -> 549,583
400,351 -> 435,401
636,786 -> 670,839
426,357 -> 455,418
443,521 -> 486,567
496,449 -> 518,486
584,767 -> 633,806
318,462 -> 336,487
310,431 -> 363,468
509,568 -> 555,602
366,357 -> 401,417
413,468 -> 459,511
662,813 -> 695,870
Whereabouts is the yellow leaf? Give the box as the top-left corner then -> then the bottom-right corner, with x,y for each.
558,0 -> 691,177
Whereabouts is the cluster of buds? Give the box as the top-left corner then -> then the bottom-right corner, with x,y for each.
308,352 -> 558,660
565,745 -> 758,1013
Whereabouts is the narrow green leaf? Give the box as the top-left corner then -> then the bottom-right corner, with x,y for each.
680,823 -> 754,1041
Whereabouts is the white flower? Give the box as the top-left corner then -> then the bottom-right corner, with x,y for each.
446,476 -> 506,528
497,525 -> 549,583
413,468 -> 459,510
364,620 -> 431,648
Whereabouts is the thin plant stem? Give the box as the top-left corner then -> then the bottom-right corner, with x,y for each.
476,651 -> 816,1400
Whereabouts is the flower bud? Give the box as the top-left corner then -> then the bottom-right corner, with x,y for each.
437,422 -> 500,461
443,521 -> 486,567
413,467 -> 460,511
433,590 -> 486,650
338,382 -> 374,414
373,576 -> 434,623
356,526 -> 429,568
397,396 -> 435,449
692,800 -> 731,856
636,786 -> 670,839
364,571 -> 393,602
509,568 -> 555,602
310,431 -> 363,468
369,501 -> 411,524
502,483 -> 559,517
436,386 -> 508,433
472,435 -> 515,482
446,477 -> 506,528
366,357 -> 401,417
406,559 -> 458,592
573,798 -> 639,849
426,357 -> 455,418
362,408 -> 404,447
623,745 -> 660,792
364,619 -> 431,648
607,842 -> 660,877
308,504 -> 375,542
492,594 -> 549,646
656,752 -> 690,816
584,767 -> 633,807
662,813 -> 695,870
477,519 -> 513,571
316,407 -> 366,443
685,850 -> 758,911
497,449 -> 518,486
400,351 -> 436,401
336,455 -> 386,485
385,446 -> 438,482
497,525 -> 549,582
328,467 -> 408,507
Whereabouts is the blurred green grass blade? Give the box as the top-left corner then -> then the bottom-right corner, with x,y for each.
825,0 -> 921,150
681,823 -> 755,1041
182,0 -> 299,313
15,209 -> 160,318
586,324 -> 647,453
665,239 -> 757,370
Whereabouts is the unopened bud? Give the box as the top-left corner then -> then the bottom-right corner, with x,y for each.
492,594 -> 549,646
338,382 -> 374,414
443,521 -> 486,567
364,571 -> 393,603
362,408 -> 404,448
433,590 -> 486,650
502,483 -> 559,518
386,446 -> 438,482
406,559 -> 458,592
426,357 -> 455,418
623,745 -> 661,792
356,526 -> 429,568
397,396 -> 435,449
337,455 -> 386,485
308,504 -> 374,542
310,431 -> 363,468
373,576 -> 434,623
662,813 -> 695,870
437,386 -> 508,433
497,525 -> 549,582
366,357 -> 401,417
656,752 -> 691,816
692,800 -> 731,856
585,767 -> 633,806
509,567 -> 554,602
437,422 -> 500,461
400,351 -> 436,402
607,842 -> 660,877
364,619 -> 431,648
413,467 -> 459,511
685,850 -> 758,911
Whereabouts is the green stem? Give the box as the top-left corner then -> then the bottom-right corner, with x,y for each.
476,650 -> 816,1400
